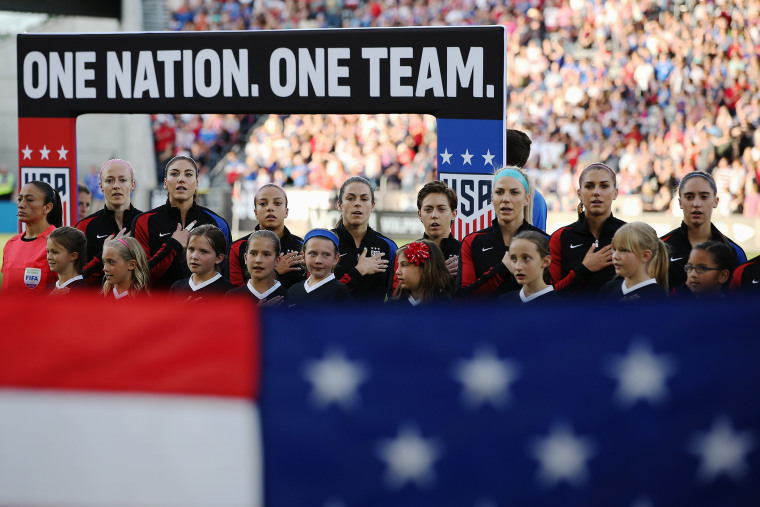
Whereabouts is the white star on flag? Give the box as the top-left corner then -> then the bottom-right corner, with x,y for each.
529,423 -> 596,488
482,149 -> 495,166
57,145 -> 68,160
688,415 -> 755,482
461,149 -> 473,165
440,149 -> 452,165
605,340 -> 676,408
376,424 -> 443,489
22,145 -> 33,160
452,346 -> 520,409
630,497 -> 655,507
39,145 -> 50,160
302,348 -> 367,410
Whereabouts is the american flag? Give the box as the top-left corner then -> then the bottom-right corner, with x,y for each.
2,294 -> 759,506
260,298 -> 760,506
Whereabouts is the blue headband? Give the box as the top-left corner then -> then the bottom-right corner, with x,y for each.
494,168 -> 529,193
304,229 -> 339,250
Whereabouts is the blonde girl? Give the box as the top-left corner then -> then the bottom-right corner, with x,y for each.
102,237 -> 150,299
601,222 -> 669,302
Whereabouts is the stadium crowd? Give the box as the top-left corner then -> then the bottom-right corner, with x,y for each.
148,0 -> 760,218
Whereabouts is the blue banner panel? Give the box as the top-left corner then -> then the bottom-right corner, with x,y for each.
260,298 -> 760,506
437,118 -> 504,175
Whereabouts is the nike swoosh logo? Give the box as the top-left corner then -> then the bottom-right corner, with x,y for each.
753,279 -> 759,284
670,257 -> 683,262
96,234 -> 109,239
570,244 -> 583,249
159,232 -> 172,237
482,247 -> 494,252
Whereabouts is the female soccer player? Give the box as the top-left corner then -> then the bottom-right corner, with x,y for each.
392,240 -> 454,306
2,181 -> 62,292
226,230 -> 288,305
549,162 -> 626,297
171,225 -> 235,299
102,237 -> 150,299
502,231 -> 560,305
332,177 -> 396,301
683,241 -> 734,298
389,180 -> 460,296
600,222 -> 669,302
76,159 -> 143,284
132,156 -> 231,289
457,166 -> 547,298
661,171 -> 746,290
288,229 -> 351,306
227,184 -> 304,289
47,226 -> 88,294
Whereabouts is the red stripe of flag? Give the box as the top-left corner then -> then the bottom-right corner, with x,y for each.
0,293 -> 258,399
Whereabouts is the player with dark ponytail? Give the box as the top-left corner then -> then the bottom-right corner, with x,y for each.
2,180 -> 62,292
661,171 -> 746,291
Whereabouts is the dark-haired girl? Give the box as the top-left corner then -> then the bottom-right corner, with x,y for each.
47,226 -> 88,294
132,156 -> 231,289
331,177 -> 397,302
661,171 -> 746,290
682,241 -> 734,298
549,163 -> 626,297
392,240 -> 454,306
2,181 -> 62,292
170,225 -> 235,300
227,184 -> 304,289
501,231 -> 560,305
226,230 -> 288,305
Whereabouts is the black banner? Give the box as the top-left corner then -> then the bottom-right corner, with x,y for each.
17,26 -> 505,119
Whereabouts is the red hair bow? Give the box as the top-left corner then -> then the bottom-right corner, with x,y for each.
405,242 -> 430,266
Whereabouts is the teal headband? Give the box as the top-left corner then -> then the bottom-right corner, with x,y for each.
494,168 -> 529,193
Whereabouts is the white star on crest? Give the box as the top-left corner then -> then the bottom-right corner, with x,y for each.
605,341 -> 676,408
482,149 -> 495,166
461,149 -> 473,165
688,415 -> 755,482
57,145 -> 68,160
452,346 -> 520,409
302,348 -> 367,410
440,148 -> 452,165
22,145 -> 32,159
529,423 -> 596,488
376,424 -> 443,489
39,145 -> 50,160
